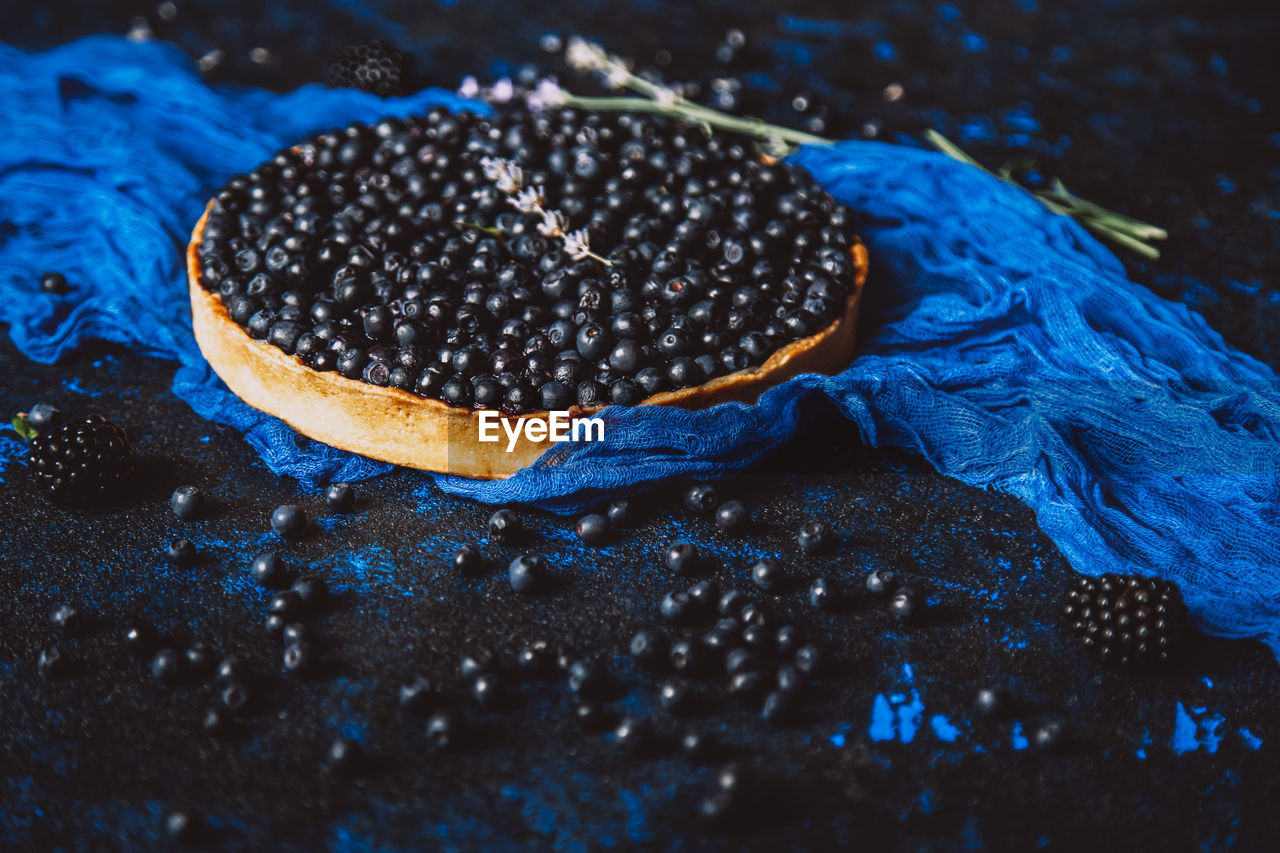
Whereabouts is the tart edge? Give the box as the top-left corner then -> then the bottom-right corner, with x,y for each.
186,201 -> 867,479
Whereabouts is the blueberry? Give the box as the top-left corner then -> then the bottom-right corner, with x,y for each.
575,513 -> 610,546
683,483 -> 719,515
216,656 -> 249,683
794,644 -> 823,676
508,553 -> 546,593
629,629 -> 667,668
251,551 -> 291,589
976,688 -> 1007,718
761,689 -> 794,724
281,623 -> 310,647
686,580 -> 718,610
729,671 -> 766,699
165,810 -> 205,846
567,659 -> 606,696
51,604 -> 87,637
488,508 -> 522,543
427,709 -> 462,749
659,680 -> 693,714
326,736 -> 362,774
808,577 -> 835,610
740,624 -> 769,649
165,538 -> 199,567
714,500 -> 750,534
459,648 -> 496,679
221,681 -> 252,712
283,641 -> 317,677
606,499 -> 633,527
661,590 -> 694,624
39,271 -> 69,295
889,586 -> 922,622
448,542 -> 483,574
865,569 -> 897,596
26,403 -> 63,431
750,558 -> 784,592
725,648 -> 759,676
122,617 -> 158,655
472,672 -> 505,708
151,648 -> 184,687
669,639 -> 705,675
517,640 -> 555,676
290,574 -> 329,610
398,678 -> 436,714
325,482 -> 355,512
170,485 -> 205,520
776,665 -> 803,693
681,730 -> 716,762
796,520 -> 832,554
202,707 -> 237,738
739,601 -> 770,628
699,789 -> 737,824
664,541 -> 700,576
264,613 -> 286,638
184,644 -> 217,680
775,625 -> 803,656
575,701 -> 610,731
613,715 -> 652,755
38,645 -> 71,679
718,589 -> 749,617
1034,720 -> 1067,751
269,590 -> 305,621
270,504 -> 307,537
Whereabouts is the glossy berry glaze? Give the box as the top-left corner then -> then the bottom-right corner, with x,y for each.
195,107 -> 861,415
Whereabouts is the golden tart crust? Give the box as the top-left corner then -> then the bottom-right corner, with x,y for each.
187,202 -> 868,479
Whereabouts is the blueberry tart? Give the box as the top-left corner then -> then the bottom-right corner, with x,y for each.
188,107 -> 867,478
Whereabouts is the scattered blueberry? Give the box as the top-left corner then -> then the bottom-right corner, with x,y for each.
165,810 -> 204,846
38,645 -> 71,679
1034,720 -> 1067,751
124,621 -> 159,659
270,504 -> 307,537
567,659 -> 606,696
399,677 -> 436,714
151,648 -> 184,687
796,520 -> 833,554
776,664 -> 803,692
865,569 -> 898,596
281,623 -> 310,647
170,485 -> 204,520
729,671 -> 766,699
613,715 -> 652,755
606,499 -> 633,527
750,558 -> 783,592
575,701 -> 609,731
221,681 -> 252,713
739,601 -> 770,628
251,551 -> 291,589
283,641 -> 317,677
664,541 -> 700,576
326,736 -> 362,774
629,629 -> 667,668
26,403 -> 62,431
669,639 -> 705,675
507,553 -> 546,593
426,709 -> 462,749
202,707 -> 237,738
775,625 -> 802,656
216,656 -> 250,683
889,586 -> 922,622
459,648 -> 495,679
269,590 -> 306,621
452,543 -> 485,574
976,687 -> 1007,718
714,500 -> 750,534
681,730 -> 716,762
683,483 -> 720,515
51,604 -> 87,637
661,590 -> 695,624
574,513 -> 610,546
718,589 -> 749,617
39,271 -> 69,295
658,680 -> 693,715
472,672 -> 505,708
290,574 -> 329,610
761,689 -> 794,724
517,640 -> 554,676
184,644 -> 217,680
808,577 -> 834,610
794,644 -> 822,676
488,508 -> 522,543
165,538 -> 198,567
325,482 -> 355,512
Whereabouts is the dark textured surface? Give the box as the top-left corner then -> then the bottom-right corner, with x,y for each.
2,1 -> 1279,850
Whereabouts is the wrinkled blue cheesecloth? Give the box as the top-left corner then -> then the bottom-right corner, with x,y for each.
2,37 -> 1279,655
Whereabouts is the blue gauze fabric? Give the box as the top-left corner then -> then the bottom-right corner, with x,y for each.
2,37 -> 1279,655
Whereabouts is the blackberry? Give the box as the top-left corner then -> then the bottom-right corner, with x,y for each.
328,40 -> 405,96
1064,573 -> 1187,668
27,414 -> 135,503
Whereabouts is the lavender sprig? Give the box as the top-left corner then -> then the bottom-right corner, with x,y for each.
480,156 -> 612,266
539,37 -> 1167,259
